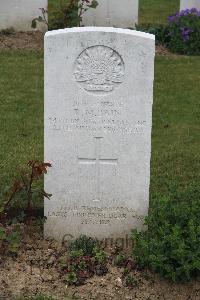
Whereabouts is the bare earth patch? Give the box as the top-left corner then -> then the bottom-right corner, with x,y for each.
0,225 -> 199,300
155,45 -> 180,58
156,45 -> 173,56
0,31 -> 44,50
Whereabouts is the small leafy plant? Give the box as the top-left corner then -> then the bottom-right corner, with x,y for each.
124,274 -> 138,287
132,184 -> 200,282
0,161 -> 51,256
0,161 -> 52,223
62,235 -> 108,285
114,253 -> 127,267
65,271 -> 78,285
68,234 -> 100,255
113,251 -> 135,270
93,246 -> 107,264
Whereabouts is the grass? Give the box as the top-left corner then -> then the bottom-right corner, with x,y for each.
139,0 -> 179,24
0,0 -> 199,206
151,55 -> 200,194
0,51 -> 199,204
0,50 -> 43,194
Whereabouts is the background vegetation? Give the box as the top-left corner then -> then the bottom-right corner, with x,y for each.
48,0 -> 179,25
139,0 -> 179,24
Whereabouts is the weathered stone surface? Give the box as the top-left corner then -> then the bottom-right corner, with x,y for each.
81,0 -> 138,28
0,0 -> 47,32
180,0 -> 200,10
44,27 -> 155,241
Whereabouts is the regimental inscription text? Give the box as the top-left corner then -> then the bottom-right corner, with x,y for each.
48,100 -> 147,135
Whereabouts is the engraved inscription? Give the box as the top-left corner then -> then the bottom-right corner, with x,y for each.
78,137 -> 118,202
74,46 -> 125,93
48,205 -> 145,226
48,100 -> 147,135
48,116 -> 147,135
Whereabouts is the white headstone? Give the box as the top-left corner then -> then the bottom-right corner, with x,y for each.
0,0 -> 47,32
81,0 -> 139,28
180,0 -> 200,10
44,27 -> 155,241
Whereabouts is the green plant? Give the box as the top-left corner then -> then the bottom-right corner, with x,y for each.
34,0 -> 98,30
64,254 -> 93,285
68,234 -> 99,255
79,260 -> 87,270
166,8 -> 200,55
124,274 -> 138,287
69,249 -> 84,259
63,235 -> 108,285
0,223 -> 21,255
0,161 -> 52,223
122,268 -> 130,276
54,0 -> 98,29
136,23 -> 170,46
132,184 -> 200,282
114,254 -> 127,267
93,247 -> 107,264
65,271 -> 78,284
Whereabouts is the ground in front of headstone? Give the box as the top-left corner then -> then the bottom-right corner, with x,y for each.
0,224 -> 199,300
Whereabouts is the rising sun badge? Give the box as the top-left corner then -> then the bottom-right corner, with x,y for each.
74,45 -> 125,93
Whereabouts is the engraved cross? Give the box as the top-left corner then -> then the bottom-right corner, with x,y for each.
78,137 -> 118,202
